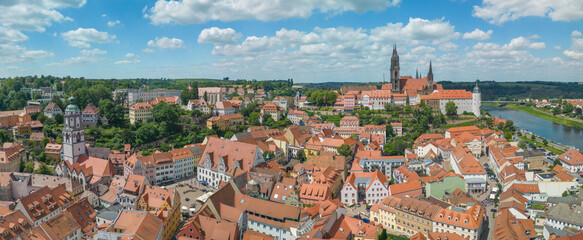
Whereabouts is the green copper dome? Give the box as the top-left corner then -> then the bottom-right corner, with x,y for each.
65,97 -> 80,112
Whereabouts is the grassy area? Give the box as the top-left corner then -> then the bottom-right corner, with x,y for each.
519,136 -> 565,155
482,102 -> 500,107
503,104 -> 583,129
387,234 -> 409,240
440,120 -> 479,129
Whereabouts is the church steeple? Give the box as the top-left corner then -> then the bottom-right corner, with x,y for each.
416,68 -> 419,79
427,60 -> 434,89
429,60 -> 433,75
390,44 -> 401,93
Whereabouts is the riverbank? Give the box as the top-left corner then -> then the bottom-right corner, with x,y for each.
518,136 -> 565,155
485,103 -> 583,129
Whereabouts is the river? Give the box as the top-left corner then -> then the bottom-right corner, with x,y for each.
482,105 -> 583,150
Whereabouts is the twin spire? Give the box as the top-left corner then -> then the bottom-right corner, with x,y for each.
392,44 -> 432,78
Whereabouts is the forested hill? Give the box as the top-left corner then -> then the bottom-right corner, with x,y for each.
439,81 -> 583,100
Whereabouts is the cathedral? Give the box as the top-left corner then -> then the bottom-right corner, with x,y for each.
389,45 -> 439,95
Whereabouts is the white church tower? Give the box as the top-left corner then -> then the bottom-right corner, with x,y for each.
62,97 -> 86,165
472,81 -> 481,117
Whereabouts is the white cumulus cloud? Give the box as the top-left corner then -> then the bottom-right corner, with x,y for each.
107,20 -> 120,27
370,17 -> 459,45
463,29 -> 493,40
147,37 -> 185,49
473,0 -> 583,25
62,28 -> 116,48
145,0 -> 401,24
126,53 -> 135,58
198,27 -> 241,45
115,59 -> 141,64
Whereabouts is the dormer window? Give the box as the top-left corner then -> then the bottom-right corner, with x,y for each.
447,216 -> 451,220
464,219 -> 468,224
439,214 -> 443,218
455,218 -> 459,222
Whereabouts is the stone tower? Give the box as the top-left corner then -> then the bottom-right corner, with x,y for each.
472,81 -> 481,117
62,97 -> 86,165
390,44 -> 401,93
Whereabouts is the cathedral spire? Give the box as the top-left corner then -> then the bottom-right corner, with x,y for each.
429,60 -> 433,75
416,68 -> 419,79
392,44 -> 398,56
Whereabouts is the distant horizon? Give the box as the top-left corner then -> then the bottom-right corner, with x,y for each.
1,0 -> 583,82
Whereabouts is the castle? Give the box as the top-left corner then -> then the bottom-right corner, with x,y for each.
336,46 -> 481,117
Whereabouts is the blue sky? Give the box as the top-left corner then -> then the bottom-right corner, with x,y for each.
1,0 -> 583,82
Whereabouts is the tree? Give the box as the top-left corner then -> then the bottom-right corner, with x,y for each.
531,134 -> 536,141
562,191 -> 569,197
34,162 -> 54,175
543,139 -> 548,146
152,102 -> 180,133
54,114 -> 64,125
99,99 -> 125,126
445,101 -> 458,116
518,141 -> 527,150
552,106 -> 561,115
378,229 -> 388,240
338,144 -> 353,157
403,105 -> 413,114
0,129 -> 13,144
23,162 -> 35,173
386,124 -> 394,139
248,112 -> 261,126
297,149 -> 307,162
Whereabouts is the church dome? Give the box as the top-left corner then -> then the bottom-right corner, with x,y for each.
65,97 -> 81,112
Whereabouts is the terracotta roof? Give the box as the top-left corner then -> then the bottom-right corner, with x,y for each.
433,203 -> 484,230
124,174 -> 147,195
421,89 -> 472,100
262,103 -> 280,112
44,102 -> 61,111
138,186 -> 176,210
428,232 -> 468,240
0,209 -> 32,239
38,211 -> 81,240
109,210 -> 163,240
389,181 -> 422,196
198,138 -> 261,177
233,193 -> 301,228
215,101 -> 234,110
511,184 -> 540,194
82,103 -> 100,115
394,196 -> 441,219
299,183 -> 331,202
129,102 -> 153,110
558,149 -> 583,166
270,182 -> 295,203
67,198 -> 97,234
18,184 -> 72,222
493,209 -> 536,240
243,230 -> 274,240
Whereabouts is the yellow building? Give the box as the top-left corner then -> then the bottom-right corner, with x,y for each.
370,196 -> 400,231
206,113 -> 244,131
394,196 -> 441,238
129,102 -> 154,124
136,186 -> 181,240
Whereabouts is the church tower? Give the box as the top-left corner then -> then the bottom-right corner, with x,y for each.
62,97 -> 86,165
472,81 -> 481,117
390,45 -> 401,93
427,61 -> 434,89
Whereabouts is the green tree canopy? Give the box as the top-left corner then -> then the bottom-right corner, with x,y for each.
337,144 -> 353,157
445,101 -> 458,116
